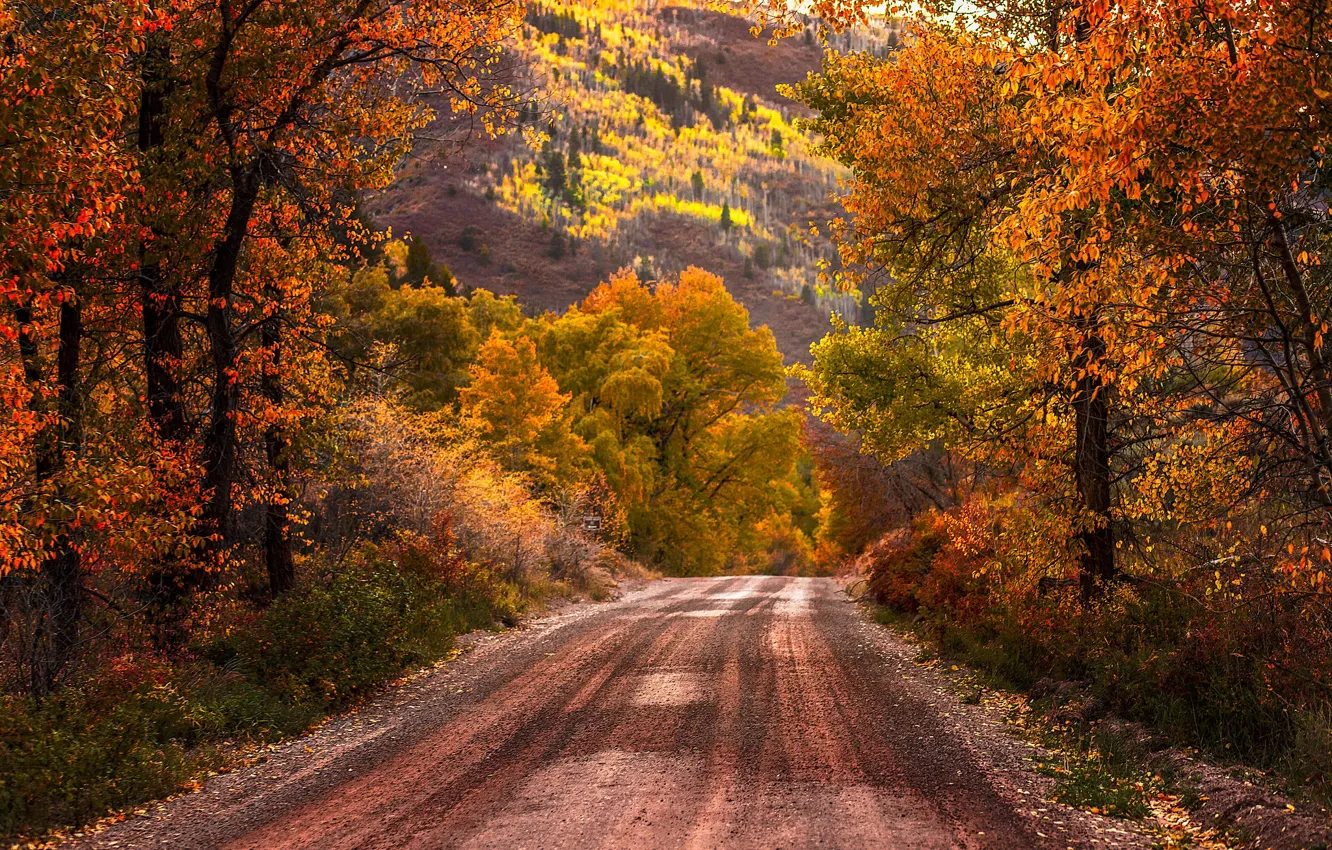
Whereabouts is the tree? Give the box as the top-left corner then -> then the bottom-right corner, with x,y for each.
548,231 -> 567,260
461,334 -> 572,473
328,267 -> 481,411
542,145 -> 568,198
554,268 -> 798,572
754,243 -> 772,270
404,237 -> 456,296
793,10 -> 1135,598
138,0 -> 523,596
0,0 -> 148,693
719,201 -> 734,234
785,0 -> 1332,604
1015,0 -> 1332,529
0,0 -> 525,670
567,132 -> 584,172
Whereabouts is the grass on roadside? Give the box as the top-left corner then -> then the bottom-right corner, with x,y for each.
1030,724 -> 1166,820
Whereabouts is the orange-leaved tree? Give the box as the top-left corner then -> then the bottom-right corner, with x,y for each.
788,0 -> 1332,604
133,0 -> 525,598
1,0 -> 525,691
0,0 -> 173,694
793,9 -> 1147,598
461,333 -> 575,475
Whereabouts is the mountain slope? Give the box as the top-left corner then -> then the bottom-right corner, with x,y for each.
371,0 -> 883,362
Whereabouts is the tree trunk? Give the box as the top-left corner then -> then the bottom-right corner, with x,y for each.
200,166 -> 261,557
1267,211 -> 1332,499
138,34 -> 187,442
25,296 -> 85,696
261,282 -> 294,598
1073,324 -> 1115,602
135,33 -> 199,635
140,270 -> 186,441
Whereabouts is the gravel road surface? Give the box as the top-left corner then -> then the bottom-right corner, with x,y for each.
66,577 -> 1149,849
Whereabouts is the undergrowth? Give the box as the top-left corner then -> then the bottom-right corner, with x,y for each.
876,604 -> 1172,818
858,505 -> 1332,812
0,542 -> 558,842
890,605 -> 1332,813
1029,721 -> 1170,820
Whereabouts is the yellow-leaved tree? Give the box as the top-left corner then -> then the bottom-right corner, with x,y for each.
461,334 -> 582,481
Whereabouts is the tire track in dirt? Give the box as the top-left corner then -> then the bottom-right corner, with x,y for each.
226,581 -> 721,849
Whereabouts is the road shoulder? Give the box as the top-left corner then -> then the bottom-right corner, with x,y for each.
845,592 -> 1164,850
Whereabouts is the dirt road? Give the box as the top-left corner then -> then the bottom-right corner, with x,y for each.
68,577 -> 1145,849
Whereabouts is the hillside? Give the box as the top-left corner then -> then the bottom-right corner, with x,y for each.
370,0 -> 883,362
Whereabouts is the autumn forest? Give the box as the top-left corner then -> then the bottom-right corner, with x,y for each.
3,0 -> 1332,845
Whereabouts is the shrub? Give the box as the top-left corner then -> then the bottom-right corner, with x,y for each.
861,516 -> 946,613
0,542 -> 519,842
861,493 -> 1332,805
208,566 -> 410,708
345,400 -> 604,591
458,225 -> 483,252
203,546 -> 502,713
0,675 -> 208,839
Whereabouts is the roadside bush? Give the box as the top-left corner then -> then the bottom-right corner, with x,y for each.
861,503 -> 991,617
862,494 -> 1332,805
861,527 -> 939,612
0,675 -> 208,840
344,400 -> 602,589
0,542 -> 520,842
204,545 -> 504,713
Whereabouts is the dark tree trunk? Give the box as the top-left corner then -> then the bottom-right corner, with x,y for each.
261,282 -> 294,598
1267,211 -> 1332,498
140,270 -> 186,440
21,297 -> 85,696
1073,325 -> 1115,602
15,304 -> 41,385
138,34 -> 188,442
136,37 -> 198,635
199,166 -> 261,556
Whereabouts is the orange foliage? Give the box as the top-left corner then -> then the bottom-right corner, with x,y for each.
860,499 -> 994,620
0,0 -> 522,692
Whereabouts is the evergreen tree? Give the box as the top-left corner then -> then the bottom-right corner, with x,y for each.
567,132 -> 583,172
541,145 -> 567,198
404,236 -> 431,284
404,237 -> 457,296
753,243 -> 772,270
